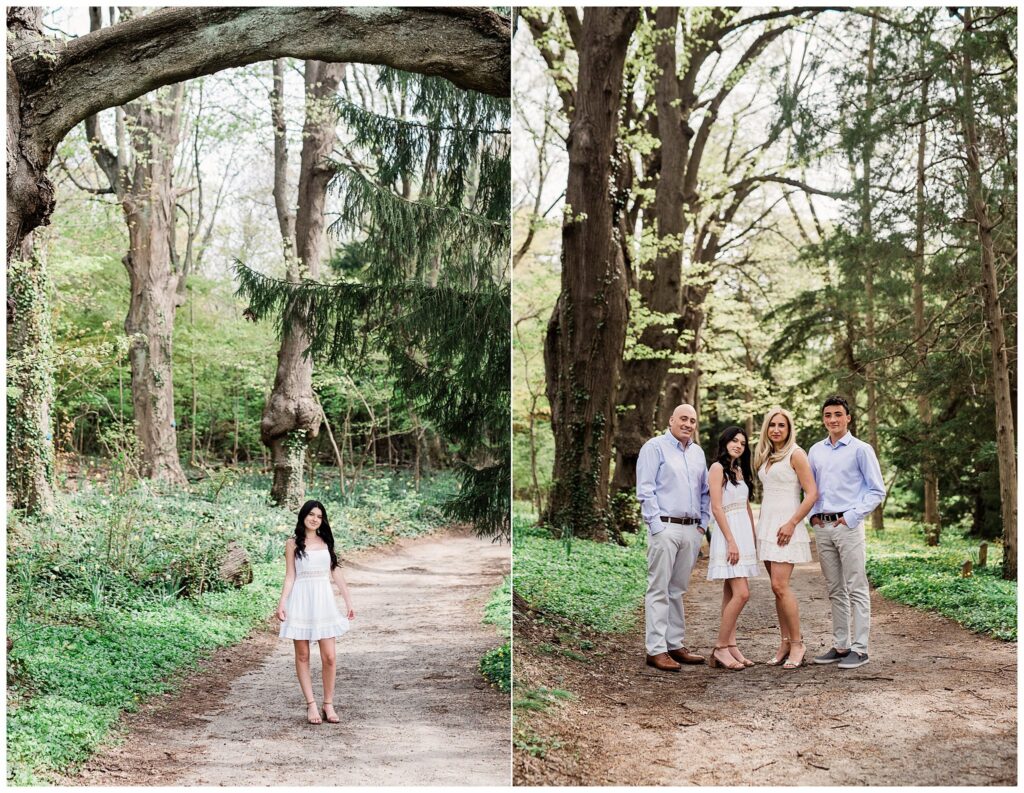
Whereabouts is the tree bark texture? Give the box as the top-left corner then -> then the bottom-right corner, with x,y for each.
262,60 -> 344,508
543,8 -> 638,540
119,85 -> 189,485
6,6 -> 510,262
958,9 -> 1016,579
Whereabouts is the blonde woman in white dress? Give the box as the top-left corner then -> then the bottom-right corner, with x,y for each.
707,426 -> 759,671
754,407 -> 817,669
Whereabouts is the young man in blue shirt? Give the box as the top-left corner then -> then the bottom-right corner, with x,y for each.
807,395 -> 886,669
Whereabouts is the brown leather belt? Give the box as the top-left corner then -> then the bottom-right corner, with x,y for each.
661,516 -> 700,526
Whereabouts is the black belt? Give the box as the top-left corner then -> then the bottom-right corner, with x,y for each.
812,512 -> 844,523
661,516 -> 700,526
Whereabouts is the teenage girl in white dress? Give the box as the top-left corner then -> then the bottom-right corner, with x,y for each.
753,407 -> 818,669
707,426 -> 759,671
277,500 -> 356,724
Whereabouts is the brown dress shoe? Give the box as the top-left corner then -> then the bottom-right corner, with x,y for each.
668,646 -> 705,665
645,652 -> 682,672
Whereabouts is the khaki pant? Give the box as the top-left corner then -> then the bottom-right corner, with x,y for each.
645,525 -> 702,656
814,519 -> 870,654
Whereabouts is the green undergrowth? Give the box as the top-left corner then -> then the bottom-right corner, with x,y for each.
7,468 -> 456,784
865,518 -> 1015,641
479,576 -> 511,693
512,512 -> 646,633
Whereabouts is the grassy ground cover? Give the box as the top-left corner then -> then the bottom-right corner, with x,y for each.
513,508 -> 1014,642
7,469 -> 456,784
479,577 -> 511,692
864,518 -> 1015,641
512,511 -> 647,633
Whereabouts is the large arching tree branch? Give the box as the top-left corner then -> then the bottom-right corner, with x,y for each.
11,6 -> 510,163
7,6 -> 511,260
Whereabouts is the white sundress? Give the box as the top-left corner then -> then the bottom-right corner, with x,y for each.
756,448 -> 813,564
707,478 -> 760,580
279,547 -> 350,641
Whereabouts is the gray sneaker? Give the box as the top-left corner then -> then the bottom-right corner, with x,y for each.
837,651 -> 869,669
813,647 -> 850,664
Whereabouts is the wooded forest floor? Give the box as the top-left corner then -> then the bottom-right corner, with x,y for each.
62,530 -> 511,786
514,540 -> 1016,786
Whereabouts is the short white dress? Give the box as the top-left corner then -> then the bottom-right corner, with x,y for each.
708,478 -> 760,580
279,547 -> 350,641
756,448 -> 813,564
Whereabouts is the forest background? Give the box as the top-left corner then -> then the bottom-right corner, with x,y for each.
511,4 -> 1016,769
6,6 -> 510,783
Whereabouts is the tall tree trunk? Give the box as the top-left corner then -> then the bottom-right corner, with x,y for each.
914,72 -> 940,543
860,17 -> 883,531
958,9 -> 1016,580
7,240 -> 55,514
263,60 -> 345,507
610,8 -> 688,522
121,85 -> 189,485
543,8 -> 638,540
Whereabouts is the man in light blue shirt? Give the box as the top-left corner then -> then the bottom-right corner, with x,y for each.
807,395 -> 885,670
636,404 -> 711,672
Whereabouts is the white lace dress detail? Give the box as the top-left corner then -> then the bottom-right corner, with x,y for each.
708,478 -> 760,580
279,547 -> 350,641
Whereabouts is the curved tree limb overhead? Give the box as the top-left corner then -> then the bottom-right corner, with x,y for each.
10,6 -> 511,163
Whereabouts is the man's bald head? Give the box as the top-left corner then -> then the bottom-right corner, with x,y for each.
668,403 -> 698,444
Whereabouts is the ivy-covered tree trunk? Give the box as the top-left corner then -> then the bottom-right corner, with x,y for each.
7,245 -> 55,515
543,8 -> 638,540
262,61 -> 344,507
958,9 -> 1016,580
610,8 -> 688,526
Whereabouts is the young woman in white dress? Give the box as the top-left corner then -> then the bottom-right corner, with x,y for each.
277,500 -> 356,724
707,426 -> 759,671
753,407 -> 817,669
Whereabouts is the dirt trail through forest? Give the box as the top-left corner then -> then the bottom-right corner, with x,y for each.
515,538 -> 1016,786
69,530 -> 511,786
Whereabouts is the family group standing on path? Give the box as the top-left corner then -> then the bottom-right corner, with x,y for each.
637,396 -> 885,674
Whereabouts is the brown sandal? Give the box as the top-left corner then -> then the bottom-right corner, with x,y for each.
322,702 -> 340,723
306,700 -> 322,724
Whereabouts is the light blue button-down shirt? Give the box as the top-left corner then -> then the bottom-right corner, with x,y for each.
636,429 -> 711,536
807,431 -> 885,530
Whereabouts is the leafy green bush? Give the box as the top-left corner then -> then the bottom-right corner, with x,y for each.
7,469 -> 455,783
484,576 -> 511,639
513,518 -> 647,633
479,642 -> 510,693
865,519 -> 1015,641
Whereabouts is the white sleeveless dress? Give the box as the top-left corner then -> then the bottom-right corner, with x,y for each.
707,478 -> 760,580
279,547 -> 350,641
756,448 -> 812,564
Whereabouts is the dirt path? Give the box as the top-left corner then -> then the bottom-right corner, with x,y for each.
514,540 -> 1016,786
69,530 -> 511,786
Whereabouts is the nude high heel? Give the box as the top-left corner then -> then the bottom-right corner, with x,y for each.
306,700 -> 322,724
728,644 -> 755,667
766,637 -> 790,666
783,639 -> 807,670
708,646 -> 745,671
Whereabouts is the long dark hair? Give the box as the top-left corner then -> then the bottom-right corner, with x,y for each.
715,426 -> 752,500
294,500 -> 339,570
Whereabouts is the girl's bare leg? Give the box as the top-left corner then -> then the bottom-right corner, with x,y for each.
722,578 -> 751,664
770,563 -> 804,665
319,638 -> 339,722
294,640 -> 320,723
765,561 -> 789,662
